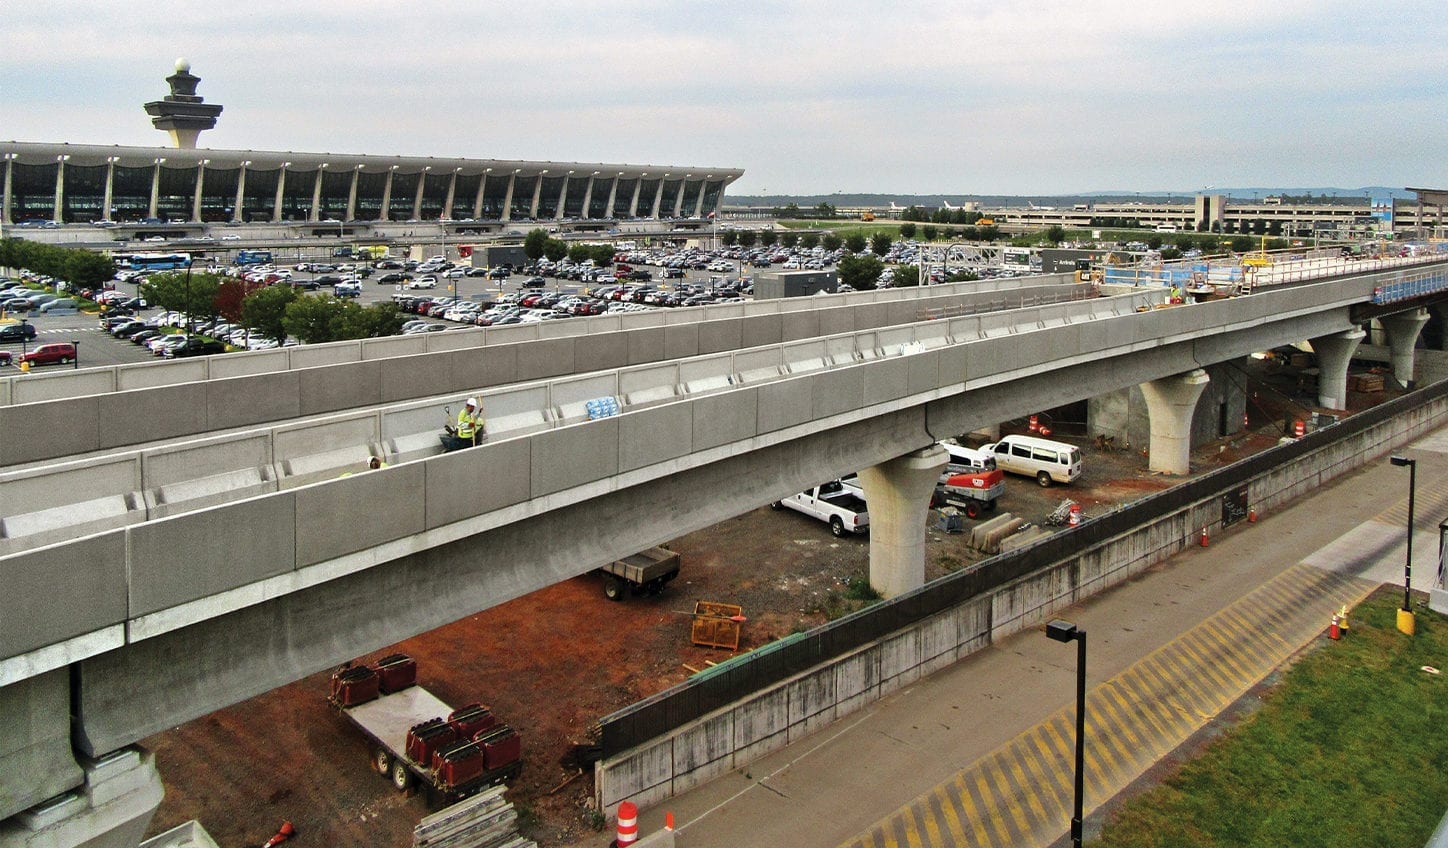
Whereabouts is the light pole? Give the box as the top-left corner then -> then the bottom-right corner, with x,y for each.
1046,619 -> 1087,848
1390,455 -> 1417,634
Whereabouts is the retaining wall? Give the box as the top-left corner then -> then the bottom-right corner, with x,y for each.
594,380 -> 1448,812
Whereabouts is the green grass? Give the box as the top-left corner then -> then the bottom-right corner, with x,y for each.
1092,591 -> 1448,848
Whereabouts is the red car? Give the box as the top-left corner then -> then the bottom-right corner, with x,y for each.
18,342 -> 77,367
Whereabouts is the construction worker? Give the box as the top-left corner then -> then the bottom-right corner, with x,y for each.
367,456 -> 388,470
457,397 -> 484,446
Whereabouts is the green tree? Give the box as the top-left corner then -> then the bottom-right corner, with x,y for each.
977,225 -> 1001,242
801,232 -> 820,250
335,301 -> 407,339
893,265 -> 921,287
721,230 -> 739,248
65,251 -> 118,287
140,269 -> 222,326
870,232 -> 892,256
1146,235 -> 1164,249
780,203 -> 801,218
523,228 -> 550,261
1230,236 -> 1254,252
241,284 -> 297,343
821,233 -> 842,252
738,230 -> 757,249
899,222 -> 917,239
567,244 -> 591,264
836,253 -> 884,290
760,230 -> 778,247
844,234 -> 867,254
921,225 -> 938,241
282,294 -> 347,344
946,269 -> 979,283
780,232 -> 799,249
543,239 -> 568,262
815,202 -> 836,219
1044,225 -> 1065,246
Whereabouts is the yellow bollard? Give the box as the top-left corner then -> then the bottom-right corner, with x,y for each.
1337,605 -> 1351,632
19,360 -> 29,373
1397,608 -> 1416,636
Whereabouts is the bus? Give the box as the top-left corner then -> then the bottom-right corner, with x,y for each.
235,250 -> 273,266
129,253 -> 192,271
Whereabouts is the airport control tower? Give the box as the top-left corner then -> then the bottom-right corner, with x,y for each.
143,58 -> 223,149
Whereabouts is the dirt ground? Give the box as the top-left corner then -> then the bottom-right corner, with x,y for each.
140,359 -> 1399,847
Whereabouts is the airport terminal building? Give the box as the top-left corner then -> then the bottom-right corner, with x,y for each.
0,141 -> 743,234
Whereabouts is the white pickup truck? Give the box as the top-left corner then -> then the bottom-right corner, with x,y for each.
770,479 -> 869,537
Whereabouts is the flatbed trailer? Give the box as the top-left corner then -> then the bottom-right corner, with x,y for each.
330,656 -> 522,800
594,546 -> 681,600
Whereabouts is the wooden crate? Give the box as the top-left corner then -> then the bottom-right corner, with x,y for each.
1349,373 -> 1385,393
691,601 -> 743,651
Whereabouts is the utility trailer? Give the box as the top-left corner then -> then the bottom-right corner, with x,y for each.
594,546 -> 681,601
329,654 -> 522,799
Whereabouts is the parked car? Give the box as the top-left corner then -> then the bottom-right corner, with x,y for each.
18,342 -> 77,367
162,338 -> 227,358
0,321 -> 37,342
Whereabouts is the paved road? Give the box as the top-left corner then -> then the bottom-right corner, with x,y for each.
583,429 -> 1448,848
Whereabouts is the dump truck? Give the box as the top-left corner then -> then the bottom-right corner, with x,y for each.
329,654 -> 523,799
594,546 -> 681,601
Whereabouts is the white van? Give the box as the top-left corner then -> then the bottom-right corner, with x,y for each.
938,441 -> 996,482
982,434 -> 1082,487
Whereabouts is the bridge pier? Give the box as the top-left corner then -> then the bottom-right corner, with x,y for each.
1381,309 -> 1429,389
858,444 -> 948,599
1139,369 -> 1210,475
0,747 -> 163,848
1310,328 -> 1365,409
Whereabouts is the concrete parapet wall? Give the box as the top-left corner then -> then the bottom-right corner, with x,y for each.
594,382 -> 1448,814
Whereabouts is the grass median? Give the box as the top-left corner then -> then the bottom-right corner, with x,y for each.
1094,589 -> 1447,847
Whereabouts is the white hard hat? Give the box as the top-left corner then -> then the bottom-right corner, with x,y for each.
465,397 -> 478,407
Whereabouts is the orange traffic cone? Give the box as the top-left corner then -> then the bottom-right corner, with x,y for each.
1199,527 -> 1209,547
261,821 -> 295,848
616,801 -> 639,847
1329,614 -> 1341,640
1248,508 -> 1257,523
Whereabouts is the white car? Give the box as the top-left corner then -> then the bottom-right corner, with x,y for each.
406,277 -> 438,290
221,234 -> 242,241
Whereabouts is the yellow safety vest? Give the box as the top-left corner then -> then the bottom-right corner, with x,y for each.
457,408 -> 478,440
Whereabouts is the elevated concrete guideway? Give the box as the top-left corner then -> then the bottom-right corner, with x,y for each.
3,255 -> 1448,845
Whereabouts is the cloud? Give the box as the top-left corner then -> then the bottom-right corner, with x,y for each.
5,1 -> 1446,194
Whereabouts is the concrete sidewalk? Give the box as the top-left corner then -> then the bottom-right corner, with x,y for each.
588,430 -> 1448,848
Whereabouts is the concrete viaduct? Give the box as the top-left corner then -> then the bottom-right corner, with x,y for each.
2,255 -> 1447,845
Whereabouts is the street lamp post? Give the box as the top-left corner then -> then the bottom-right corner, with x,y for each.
1046,619 -> 1087,848
1390,455 -> 1417,634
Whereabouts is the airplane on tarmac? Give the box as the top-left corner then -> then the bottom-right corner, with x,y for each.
941,200 -> 959,210
889,202 -> 905,212
1027,201 -> 1057,211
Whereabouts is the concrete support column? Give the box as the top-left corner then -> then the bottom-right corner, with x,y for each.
554,175 -> 569,220
53,157 -> 67,223
858,444 -> 948,598
231,163 -> 246,223
3,154 -> 14,224
528,176 -> 542,220
1310,328 -> 1365,409
1381,309 -> 1429,388
604,177 -> 619,219
101,159 -> 116,223
271,166 -> 287,223
345,167 -> 360,222
191,161 -> 205,222
628,179 -> 642,218
379,168 -> 395,222
148,161 -> 161,219
693,181 -> 707,219
411,170 -> 427,221
1139,369 -> 1209,475
580,175 -> 595,219
500,174 -> 516,222
649,180 -> 665,220
309,168 -> 325,222
0,748 -> 164,848
472,173 -> 487,220
444,169 -> 458,220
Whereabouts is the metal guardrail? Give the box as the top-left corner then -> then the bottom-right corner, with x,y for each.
596,377 -> 1448,756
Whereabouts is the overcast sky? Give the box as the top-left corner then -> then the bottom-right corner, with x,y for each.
7,1 -> 1446,196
